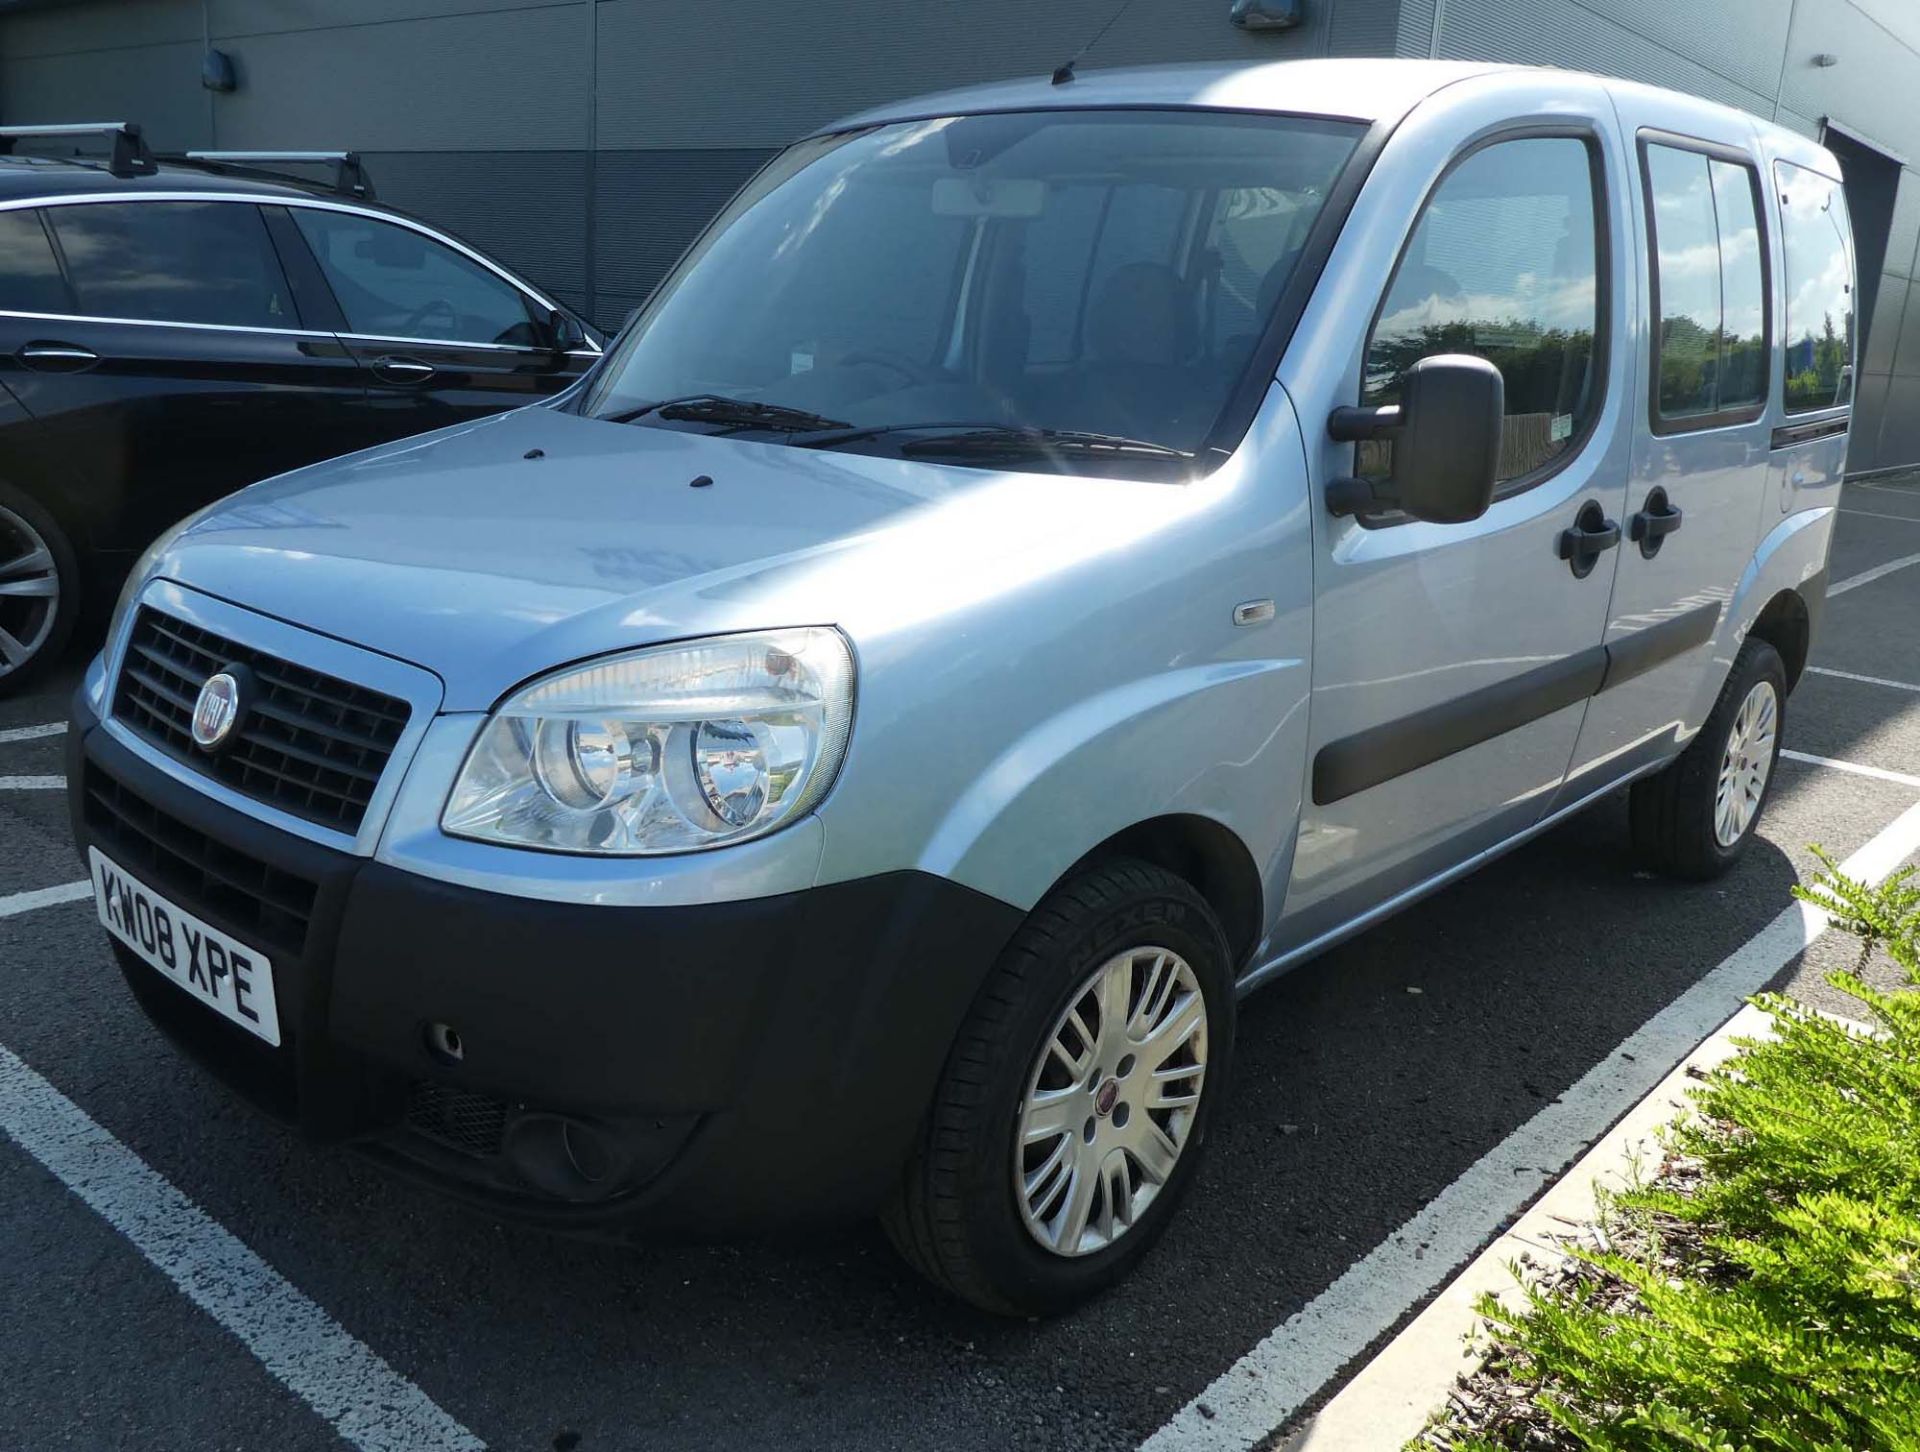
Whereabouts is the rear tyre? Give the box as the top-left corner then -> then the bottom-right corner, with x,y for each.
883,857 -> 1234,1316
1629,638 -> 1786,880
0,481 -> 78,694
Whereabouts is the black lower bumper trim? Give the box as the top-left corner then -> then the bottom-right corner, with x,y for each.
70,688 -> 1025,1231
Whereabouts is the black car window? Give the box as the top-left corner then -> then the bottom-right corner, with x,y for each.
0,209 -> 72,315
48,201 -> 293,328
1363,135 -> 1603,489
290,208 -> 537,347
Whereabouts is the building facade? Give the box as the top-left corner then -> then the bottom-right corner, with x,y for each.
1,0 -> 1917,472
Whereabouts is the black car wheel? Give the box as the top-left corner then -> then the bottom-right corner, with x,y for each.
0,482 -> 77,693
884,857 -> 1234,1316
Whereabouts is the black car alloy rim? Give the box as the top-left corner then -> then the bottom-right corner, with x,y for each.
0,503 -> 59,677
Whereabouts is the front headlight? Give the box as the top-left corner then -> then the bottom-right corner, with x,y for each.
442,628 -> 854,855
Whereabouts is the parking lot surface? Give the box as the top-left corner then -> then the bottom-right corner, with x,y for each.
6,477 -> 1920,1452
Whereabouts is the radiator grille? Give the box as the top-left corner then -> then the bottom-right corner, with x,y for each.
113,607 -> 409,834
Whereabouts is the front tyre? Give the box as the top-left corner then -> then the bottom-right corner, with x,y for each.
0,482 -> 78,694
884,858 -> 1234,1316
1630,638 -> 1786,879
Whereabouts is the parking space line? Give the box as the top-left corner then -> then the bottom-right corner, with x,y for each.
1829,550 -> 1920,597
0,880 -> 91,919
1839,507 -> 1920,525
0,721 -> 65,744
0,1044 -> 486,1452
1780,748 -> 1920,789
1806,664 -> 1920,694
1140,796 -> 1920,1452
0,775 -> 64,790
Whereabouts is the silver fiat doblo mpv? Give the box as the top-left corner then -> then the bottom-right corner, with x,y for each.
70,60 -> 1851,1313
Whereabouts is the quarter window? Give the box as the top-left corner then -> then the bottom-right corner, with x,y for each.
1643,143 -> 1768,426
0,210 -> 71,315
48,201 -> 293,328
291,209 -> 538,347
1363,136 -> 1603,487
1776,160 -> 1855,414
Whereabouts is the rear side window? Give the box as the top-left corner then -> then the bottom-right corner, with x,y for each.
1776,160 -> 1855,414
1363,135 -> 1603,488
48,201 -> 293,328
0,209 -> 71,315
1643,142 -> 1769,428
290,208 -> 538,347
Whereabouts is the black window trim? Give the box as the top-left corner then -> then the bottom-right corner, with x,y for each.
0,191 -> 600,357
1353,120 -> 1615,524
1638,127 -> 1773,437
1773,155 -> 1857,420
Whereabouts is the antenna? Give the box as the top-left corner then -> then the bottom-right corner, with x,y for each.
1051,0 -> 1142,85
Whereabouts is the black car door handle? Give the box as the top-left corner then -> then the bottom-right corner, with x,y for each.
1628,487 -> 1684,558
1556,500 -> 1620,578
371,355 -> 436,384
18,341 -> 98,372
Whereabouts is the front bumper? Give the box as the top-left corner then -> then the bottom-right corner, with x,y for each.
69,690 -> 1023,1232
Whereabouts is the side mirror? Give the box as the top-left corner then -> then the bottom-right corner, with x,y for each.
1326,354 -> 1503,524
545,307 -> 588,353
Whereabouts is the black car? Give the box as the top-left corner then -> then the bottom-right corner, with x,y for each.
0,123 -> 602,691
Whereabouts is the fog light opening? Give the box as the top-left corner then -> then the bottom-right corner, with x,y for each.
424,1021 -> 465,1065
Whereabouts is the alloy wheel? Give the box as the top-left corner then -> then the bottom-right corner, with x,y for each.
1714,679 -> 1778,847
0,503 -> 58,680
1014,945 -> 1208,1257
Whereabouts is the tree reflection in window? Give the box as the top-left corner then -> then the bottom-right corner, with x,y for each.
1361,137 -> 1600,486
1777,160 -> 1855,414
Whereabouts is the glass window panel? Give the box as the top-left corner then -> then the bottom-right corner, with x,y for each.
49,201 -> 292,328
1710,159 -> 1767,409
1776,160 -> 1855,414
1363,136 -> 1601,485
0,210 -> 70,315
292,209 -> 537,347
1646,146 -> 1721,419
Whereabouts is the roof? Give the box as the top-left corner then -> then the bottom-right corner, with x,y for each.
0,154 -> 341,202
822,58 -> 1513,135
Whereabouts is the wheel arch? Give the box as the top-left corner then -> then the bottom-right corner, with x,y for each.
1746,585 -> 1813,693
1064,813 -> 1264,972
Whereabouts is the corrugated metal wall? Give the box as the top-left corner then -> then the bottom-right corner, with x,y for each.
1,0 -> 1918,468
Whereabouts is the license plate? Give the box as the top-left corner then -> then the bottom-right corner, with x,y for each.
90,846 -> 281,1047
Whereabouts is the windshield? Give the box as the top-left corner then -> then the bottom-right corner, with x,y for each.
582,108 -> 1362,474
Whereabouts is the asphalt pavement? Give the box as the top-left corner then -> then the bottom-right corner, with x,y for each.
5,477 -> 1920,1452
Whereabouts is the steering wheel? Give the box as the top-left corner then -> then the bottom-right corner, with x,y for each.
837,348 -> 946,388
401,297 -> 459,340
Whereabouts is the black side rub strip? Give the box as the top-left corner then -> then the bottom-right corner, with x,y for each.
1312,601 -> 1723,805
1771,416 -> 1848,449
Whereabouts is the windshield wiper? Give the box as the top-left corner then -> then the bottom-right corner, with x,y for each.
798,422 -> 1191,461
600,394 -> 850,433
896,426 -> 1191,461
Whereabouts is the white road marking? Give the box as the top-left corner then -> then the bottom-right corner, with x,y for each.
0,880 -> 91,919
1780,748 -> 1920,790
0,721 -> 65,744
0,1045 -> 486,1452
1140,797 -> 1920,1452
0,775 -> 64,790
1829,549 -> 1920,597
1839,507 -> 1920,525
1806,664 -> 1920,695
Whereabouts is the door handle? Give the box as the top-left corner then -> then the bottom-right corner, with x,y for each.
371,355 -> 435,384
1556,499 -> 1620,579
18,341 -> 98,372
1628,487 -> 1684,558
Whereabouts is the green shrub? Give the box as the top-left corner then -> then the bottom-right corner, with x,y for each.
1416,854 -> 1920,1451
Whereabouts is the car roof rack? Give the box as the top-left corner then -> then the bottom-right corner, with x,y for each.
0,122 -> 155,177
174,150 -> 375,199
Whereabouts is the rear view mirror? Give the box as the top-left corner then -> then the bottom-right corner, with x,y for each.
931,176 -> 1045,218
1325,354 -> 1503,525
545,307 -> 587,352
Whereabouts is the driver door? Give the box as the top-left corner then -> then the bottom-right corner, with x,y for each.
275,204 -> 592,449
